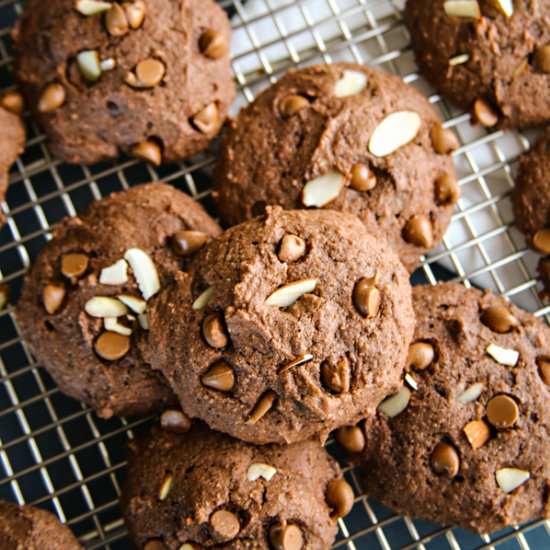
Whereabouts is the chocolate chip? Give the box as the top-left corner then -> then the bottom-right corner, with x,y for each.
191,103 -> 219,134
353,278 -> 381,318
171,230 -> 208,257
105,3 -> 129,36
43,283 -> 66,314
201,360 -> 235,391
532,228 -> 550,254
350,163 -> 376,192
431,124 -> 460,154
143,541 -> 166,550
0,284 -> 10,311
326,479 -> 354,519
38,83 -> 66,113
160,409 -> 192,433
335,425 -> 365,453
132,140 -> 162,165
463,419 -> 490,449
279,95 -> 309,118
321,356 -> 350,394
430,442 -> 460,478
538,359 -> 550,386
435,172 -> 460,205
278,234 -> 306,263
269,523 -> 304,550
534,45 -> 550,73
210,510 -> 240,540
201,313 -> 229,349
199,29 -> 228,59
480,306 -> 519,333
246,390 -> 276,425
403,215 -> 433,248
472,98 -> 498,128
61,252 -> 89,281
407,341 -> 435,370
94,331 -> 130,361
1,90 -> 24,115
487,394 -> 519,428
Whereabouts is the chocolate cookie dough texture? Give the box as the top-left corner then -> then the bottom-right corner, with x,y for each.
405,0 -> 550,128
122,422 -> 353,549
344,283 -> 550,532
145,207 -> 415,444
215,62 -> 458,272
17,183 -> 221,418
0,500 -> 82,549
0,101 -> 25,225
14,0 -> 234,164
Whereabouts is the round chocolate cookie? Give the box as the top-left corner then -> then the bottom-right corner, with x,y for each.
346,283 -> 550,533
14,0 -> 234,165
214,62 -> 458,272
121,422 -> 352,549
0,104 -> 25,225
0,500 -> 82,549
17,183 -> 221,418
404,0 -> 550,129
145,206 -> 415,444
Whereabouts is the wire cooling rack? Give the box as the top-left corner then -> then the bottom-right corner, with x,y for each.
0,0 -> 549,548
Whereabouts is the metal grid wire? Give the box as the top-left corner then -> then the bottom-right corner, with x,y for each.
0,0 -> 549,548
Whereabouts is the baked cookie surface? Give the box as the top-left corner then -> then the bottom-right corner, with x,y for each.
0,106 -> 25,224
14,0 -> 234,164
404,0 -> 550,128
121,422 -> 351,549
0,500 -> 82,550
353,283 -> 550,533
214,62 -> 458,271
145,206 -> 415,444
17,183 -> 221,418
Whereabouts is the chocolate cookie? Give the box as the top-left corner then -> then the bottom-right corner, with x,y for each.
0,500 -> 82,549
344,283 -> 550,533
17,183 -> 221,418
121,422 -> 353,549
145,206 -> 415,444
14,0 -> 234,165
404,0 -> 550,129
0,104 -> 25,225
214,62 -> 458,272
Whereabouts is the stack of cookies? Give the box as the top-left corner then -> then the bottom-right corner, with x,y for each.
2,0 -> 550,548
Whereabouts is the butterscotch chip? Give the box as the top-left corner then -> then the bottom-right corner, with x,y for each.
191,103 -> 220,134
335,425 -> 365,453
463,419 -> 490,449
132,140 -> 162,166
350,163 -> 376,192
105,3 -> 129,36
481,306 -> 519,333
279,94 -> 309,118
320,356 -> 350,394
472,98 -> 499,128
326,479 -> 354,519
246,390 -> 276,425
61,252 -> 89,281
277,234 -> 306,263
158,474 -> 173,500
407,341 -> 434,370
42,283 -> 66,314
143,541 -> 165,550
534,45 -> 550,74
160,409 -> 191,433
431,124 -> 459,154
1,90 -> 24,115
38,83 -> 65,113
532,228 -> 550,255
353,277 -> 381,318
0,284 -> 9,311
403,214 -> 433,248
199,29 -> 228,59
135,59 -> 165,87
121,424 -> 342,548
124,0 -> 146,29
94,331 -> 130,361
201,313 -> 229,349
486,394 -> 519,428
200,360 -> 234,391
539,359 -> 550,386
171,230 -> 208,257
435,172 -> 460,205
430,442 -> 460,478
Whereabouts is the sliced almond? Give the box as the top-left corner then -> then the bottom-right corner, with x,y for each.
247,463 -> 277,481
265,279 -> 317,307
75,0 -> 112,15
496,468 -> 530,493
85,296 -> 127,318
123,0 -> 146,28
302,172 -> 345,207
378,387 -> 411,418
76,50 -> 101,82
368,111 -> 421,157
449,54 -> 470,66
192,287 -> 214,310
138,313 -> 149,330
334,70 -> 368,98
100,259 -> 128,285
404,373 -> 418,391
492,0 -> 513,17
443,1 -> 481,18
124,248 -> 160,300
100,58 -> 116,72
486,343 -> 519,367
457,382 -> 484,404
158,474 -> 173,501
117,294 -> 146,314
104,317 -> 132,336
